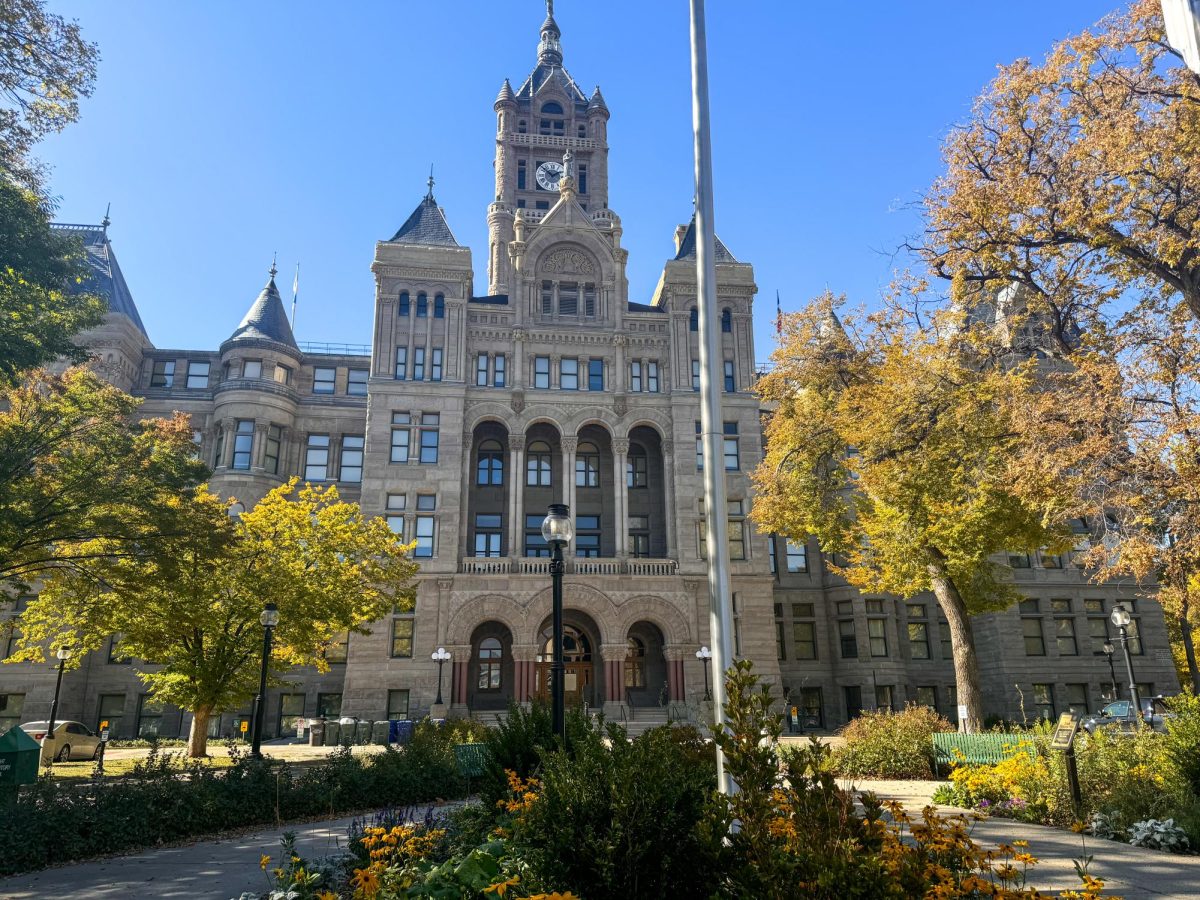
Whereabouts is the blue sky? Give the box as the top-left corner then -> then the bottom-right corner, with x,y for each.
38,1 -> 1117,359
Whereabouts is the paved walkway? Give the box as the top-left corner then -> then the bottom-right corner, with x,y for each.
3,783 -> 1199,898
853,778 -> 1200,899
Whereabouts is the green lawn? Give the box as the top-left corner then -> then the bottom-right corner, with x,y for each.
41,754 -> 237,782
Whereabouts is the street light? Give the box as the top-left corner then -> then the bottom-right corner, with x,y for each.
696,645 -> 712,701
1096,640 -> 1119,700
431,647 -> 451,706
250,603 -> 280,759
45,646 -> 74,759
1110,606 -> 1142,724
541,503 -> 574,741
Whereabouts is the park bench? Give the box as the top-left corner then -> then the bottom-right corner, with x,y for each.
931,733 -> 1037,776
454,742 -> 491,792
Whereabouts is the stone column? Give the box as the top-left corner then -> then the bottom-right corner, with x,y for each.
217,417 -> 234,468
511,644 -> 539,703
508,435 -> 525,559
449,644 -> 471,709
663,645 -> 686,703
512,329 -> 526,388
561,437 -> 577,556
252,422 -> 268,471
550,354 -> 561,390
600,643 -> 629,714
613,336 -> 626,394
662,440 -> 677,559
613,437 -> 629,558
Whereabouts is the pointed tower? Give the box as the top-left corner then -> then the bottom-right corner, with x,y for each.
224,261 -> 300,352
487,1 -> 614,295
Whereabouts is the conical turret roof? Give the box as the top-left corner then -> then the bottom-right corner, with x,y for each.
227,266 -> 298,350
389,191 -> 460,247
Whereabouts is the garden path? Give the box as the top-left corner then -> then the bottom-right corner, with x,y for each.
854,778 -> 1200,899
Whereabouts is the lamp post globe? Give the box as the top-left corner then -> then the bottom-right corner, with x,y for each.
251,603 -> 279,758
1109,606 -> 1142,723
541,504 -> 573,741
431,647 -> 451,707
46,646 -> 74,754
696,645 -> 712,701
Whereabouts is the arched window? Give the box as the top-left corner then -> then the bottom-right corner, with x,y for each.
517,119 -> 527,134
416,292 -> 428,317
689,307 -> 698,331
624,637 -> 646,688
575,441 -> 600,487
540,625 -> 591,662
721,308 -> 732,333
478,637 -> 503,690
476,439 -> 504,485
541,101 -> 564,115
526,440 -> 552,486
578,124 -> 586,138
434,294 -> 445,318
398,291 -> 410,317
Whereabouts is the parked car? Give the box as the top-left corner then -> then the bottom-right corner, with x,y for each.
1081,696 -> 1173,734
19,720 -> 103,762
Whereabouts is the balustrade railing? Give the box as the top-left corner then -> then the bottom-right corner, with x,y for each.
458,557 -> 678,576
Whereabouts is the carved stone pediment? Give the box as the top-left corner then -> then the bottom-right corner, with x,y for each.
540,248 -> 595,276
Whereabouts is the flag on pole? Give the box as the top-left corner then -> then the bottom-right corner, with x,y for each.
1162,0 -> 1200,73
291,263 -> 300,330
775,290 -> 783,336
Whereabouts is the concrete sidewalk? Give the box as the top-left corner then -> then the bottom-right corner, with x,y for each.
854,778 -> 1200,899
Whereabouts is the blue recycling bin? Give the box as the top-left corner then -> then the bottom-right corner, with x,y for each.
388,719 -> 413,745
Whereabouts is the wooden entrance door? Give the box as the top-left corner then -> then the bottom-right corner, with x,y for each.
536,624 -> 596,707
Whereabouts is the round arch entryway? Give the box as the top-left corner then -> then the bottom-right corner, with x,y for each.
469,621 -> 514,711
624,621 -> 668,707
534,610 -> 603,709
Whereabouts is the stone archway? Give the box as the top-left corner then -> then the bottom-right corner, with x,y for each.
624,621 -> 668,708
469,621 -> 515,711
533,609 -> 604,710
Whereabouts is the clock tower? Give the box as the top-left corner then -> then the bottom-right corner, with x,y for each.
486,1 -> 614,296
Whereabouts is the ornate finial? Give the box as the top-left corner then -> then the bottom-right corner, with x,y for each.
101,202 -> 111,233
269,252 -> 278,280
547,0 -> 553,16
426,164 -> 435,200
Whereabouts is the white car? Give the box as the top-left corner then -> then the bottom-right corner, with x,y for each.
20,720 -> 104,762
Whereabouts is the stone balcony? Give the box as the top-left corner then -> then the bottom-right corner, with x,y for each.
458,557 -> 677,577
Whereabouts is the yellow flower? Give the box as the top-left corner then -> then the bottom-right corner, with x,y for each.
350,866 -> 381,898
483,875 -> 521,896
259,854 -> 271,870
316,893 -> 337,900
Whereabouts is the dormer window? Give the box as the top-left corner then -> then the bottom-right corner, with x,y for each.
518,120 -> 527,134
538,103 -> 565,137
578,124 -> 586,138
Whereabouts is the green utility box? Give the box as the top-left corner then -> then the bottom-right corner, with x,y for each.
0,726 -> 40,802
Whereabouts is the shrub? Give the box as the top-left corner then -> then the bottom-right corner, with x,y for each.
1127,818 -> 1191,853
1164,692 -> 1200,797
514,720 -> 722,900
832,704 -> 954,779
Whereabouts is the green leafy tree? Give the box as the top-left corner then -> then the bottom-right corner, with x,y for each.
752,295 -> 1070,732
0,367 -> 207,590
0,178 -> 106,382
11,479 -> 419,757
0,0 -> 98,190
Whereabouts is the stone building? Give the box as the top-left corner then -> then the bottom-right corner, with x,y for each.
0,5 -> 1178,741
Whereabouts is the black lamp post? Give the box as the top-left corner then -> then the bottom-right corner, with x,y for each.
1110,606 -> 1142,724
696,645 -> 712,701
45,646 -> 73,761
541,504 -> 574,742
251,602 -> 280,758
1097,640 -> 1119,700
431,646 -> 451,706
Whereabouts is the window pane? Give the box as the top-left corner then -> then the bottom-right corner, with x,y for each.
313,367 -> 336,394
391,618 -> 414,657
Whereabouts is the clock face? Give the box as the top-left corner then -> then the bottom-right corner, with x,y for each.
536,161 -> 564,191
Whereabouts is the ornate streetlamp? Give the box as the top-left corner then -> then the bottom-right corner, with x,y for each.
1096,640 -> 1119,700
1110,606 -> 1142,723
431,647 -> 452,706
45,646 -> 73,760
696,645 -> 713,701
541,504 -> 574,741
251,602 -> 280,758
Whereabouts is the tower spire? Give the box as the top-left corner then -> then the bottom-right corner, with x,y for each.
269,252 -> 278,280
101,202 -> 111,234
538,0 -> 562,65
426,164 -> 435,201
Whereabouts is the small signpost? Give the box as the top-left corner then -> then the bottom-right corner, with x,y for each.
239,720 -> 249,736
97,720 -> 110,777
1050,712 -> 1083,814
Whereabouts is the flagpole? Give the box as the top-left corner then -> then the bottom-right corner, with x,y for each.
291,263 -> 299,331
689,0 -> 736,799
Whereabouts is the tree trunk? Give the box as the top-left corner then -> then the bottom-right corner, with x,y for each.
187,707 -> 212,758
1178,594 -> 1200,695
927,559 -> 986,734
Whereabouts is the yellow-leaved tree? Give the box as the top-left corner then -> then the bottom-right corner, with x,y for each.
752,294 -> 1070,732
10,478 -> 419,757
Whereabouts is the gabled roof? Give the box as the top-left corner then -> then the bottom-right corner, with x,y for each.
50,223 -> 148,338
515,63 -> 588,105
388,194 -> 461,247
672,216 -> 738,263
227,271 -> 299,350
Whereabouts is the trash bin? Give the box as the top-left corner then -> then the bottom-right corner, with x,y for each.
323,721 -> 340,746
371,721 -> 389,745
338,717 -> 358,747
389,719 -> 413,745
355,721 -> 372,744
307,718 -> 324,747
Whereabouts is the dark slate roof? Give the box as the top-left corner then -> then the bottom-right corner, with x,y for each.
516,63 -> 588,105
470,294 -> 510,305
228,275 -> 299,350
389,195 -> 461,246
627,301 -> 663,313
50,223 -> 148,338
495,79 -> 516,106
672,216 -> 738,263
587,86 -> 608,113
